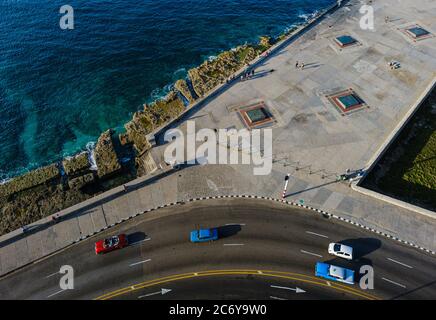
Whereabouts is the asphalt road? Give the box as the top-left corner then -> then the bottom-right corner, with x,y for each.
0,198 -> 435,300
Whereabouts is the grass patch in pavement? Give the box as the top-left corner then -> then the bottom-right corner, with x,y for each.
362,87 -> 436,210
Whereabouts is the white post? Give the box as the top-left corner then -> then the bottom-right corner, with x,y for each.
282,174 -> 290,198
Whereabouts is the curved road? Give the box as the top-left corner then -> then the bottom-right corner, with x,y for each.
0,198 -> 435,300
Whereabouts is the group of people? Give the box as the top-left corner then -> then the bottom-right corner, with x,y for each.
337,169 -> 366,186
388,60 -> 401,70
240,68 -> 256,81
295,61 -> 305,70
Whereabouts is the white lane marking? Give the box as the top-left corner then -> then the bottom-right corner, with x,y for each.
129,259 -> 151,267
129,238 -> 151,246
138,288 -> 172,299
223,243 -> 244,246
47,289 -> 66,298
45,271 -> 59,279
270,296 -> 286,300
305,231 -> 329,238
387,258 -> 413,269
225,223 -> 246,226
270,285 -> 306,293
300,250 -> 323,258
382,277 -> 407,289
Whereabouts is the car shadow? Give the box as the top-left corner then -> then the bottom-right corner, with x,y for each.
338,238 -> 382,259
217,224 -> 242,239
127,232 -> 147,244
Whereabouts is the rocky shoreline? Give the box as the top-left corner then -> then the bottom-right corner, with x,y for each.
0,14 -> 319,235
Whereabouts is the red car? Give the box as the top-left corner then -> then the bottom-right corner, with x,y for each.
95,234 -> 128,255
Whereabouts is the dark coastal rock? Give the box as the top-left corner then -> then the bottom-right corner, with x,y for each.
0,164 -> 60,199
124,112 -> 153,155
149,91 -> 185,126
175,79 -> 196,104
95,129 -> 121,178
135,151 -> 158,177
278,26 -> 298,41
125,91 -> 184,155
188,45 -> 260,98
62,152 -> 90,177
0,185 -> 91,235
258,36 -> 273,50
118,132 -> 131,146
68,173 -> 95,190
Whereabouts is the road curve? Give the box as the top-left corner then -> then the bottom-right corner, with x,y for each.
0,198 -> 435,300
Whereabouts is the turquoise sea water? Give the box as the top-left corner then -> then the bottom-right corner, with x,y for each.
0,0 -> 335,180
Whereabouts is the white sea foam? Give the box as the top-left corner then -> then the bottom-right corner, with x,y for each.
0,178 -> 12,185
150,83 -> 173,101
173,67 -> 186,75
86,142 -> 98,171
298,10 -> 320,22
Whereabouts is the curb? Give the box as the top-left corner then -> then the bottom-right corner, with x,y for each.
71,194 -> 435,255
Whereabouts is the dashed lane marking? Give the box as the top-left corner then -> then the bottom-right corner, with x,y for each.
300,250 -> 323,258
129,259 -> 151,267
47,289 -> 66,299
382,277 -> 407,289
306,231 -> 329,238
387,258 -> 413,269
129,238 -> 151,246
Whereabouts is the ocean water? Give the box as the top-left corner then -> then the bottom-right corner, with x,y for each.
0,0 -> 335,180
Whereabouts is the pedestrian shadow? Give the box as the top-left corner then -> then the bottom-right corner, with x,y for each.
217,224 -> 242,239
301,63 -> 323,70
285,180 -> 339,198
241,70 -> 272,81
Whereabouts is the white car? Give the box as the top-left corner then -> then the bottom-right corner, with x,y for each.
328,243 -> 353,260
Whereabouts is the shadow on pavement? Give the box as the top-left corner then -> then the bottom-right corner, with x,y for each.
217,224 -> 242,239
338,238 -> 382,259
127,232 -> 147,244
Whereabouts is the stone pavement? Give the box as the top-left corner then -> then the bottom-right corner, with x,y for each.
1,0 -> 436,276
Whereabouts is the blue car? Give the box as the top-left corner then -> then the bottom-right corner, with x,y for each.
315,262 -> 355,285
190,228 -> 219,243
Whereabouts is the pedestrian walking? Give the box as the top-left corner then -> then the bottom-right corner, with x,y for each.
300,62 -> 305,70
295,61 -> 299,69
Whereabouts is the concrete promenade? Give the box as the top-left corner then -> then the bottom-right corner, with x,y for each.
1,0 -> 436,277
